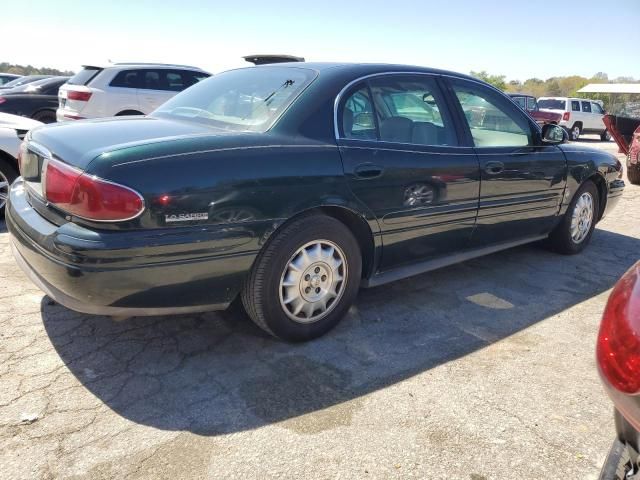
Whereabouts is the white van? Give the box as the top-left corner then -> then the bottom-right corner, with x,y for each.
537,97 -> 610,141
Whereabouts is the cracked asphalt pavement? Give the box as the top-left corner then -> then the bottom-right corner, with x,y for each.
0,139 -> 638,479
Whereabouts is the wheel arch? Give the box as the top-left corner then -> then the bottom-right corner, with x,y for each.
587,172 -> 608,221
260,204 -> 378,280
116,110 -> 144,116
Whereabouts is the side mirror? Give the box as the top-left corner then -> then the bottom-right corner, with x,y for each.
541,123 -> 567,144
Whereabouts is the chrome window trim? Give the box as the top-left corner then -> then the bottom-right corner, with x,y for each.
333,71 -> 540,148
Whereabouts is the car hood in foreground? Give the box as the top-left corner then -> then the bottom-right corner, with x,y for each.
0,112 -> 42,130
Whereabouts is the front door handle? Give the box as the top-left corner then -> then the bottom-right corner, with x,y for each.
354,163 -> 384,179
484,161 -> 504,175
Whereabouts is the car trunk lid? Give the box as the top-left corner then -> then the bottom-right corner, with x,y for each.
603,114 -> 640,156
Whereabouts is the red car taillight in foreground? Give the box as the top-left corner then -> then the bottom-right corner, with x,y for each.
563,112 -> 571,122
597,263 -> 640,395
66,90 -> 92,102
44,158 -> 144,222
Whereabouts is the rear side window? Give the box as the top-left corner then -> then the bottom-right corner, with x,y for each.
369,75 -> 455,146
340,84 -> 377,140
538,99 -> 566,110
68,67 -> 102,86
513,97 -> 526,109
110,70 -> 140,89
526,97 -> 537,110
581,101 -> 592,113
572,100 -> 581,111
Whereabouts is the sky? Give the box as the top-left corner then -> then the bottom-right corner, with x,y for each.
1,0 -> 639,81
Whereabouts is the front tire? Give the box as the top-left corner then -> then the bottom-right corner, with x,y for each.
601,130 -> 612,141
569,124 -> 581,141
32,110 -> 56,124
547,181 -> 599,254
242,214 -> 361,342
0,157 -> 18,218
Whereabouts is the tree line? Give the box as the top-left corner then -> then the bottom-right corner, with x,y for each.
0,62 -> 74,76
470,71 -> 639,109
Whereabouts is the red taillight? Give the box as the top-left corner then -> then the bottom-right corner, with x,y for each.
0,97 -> 6,105
597,263 -> 640,395
44,158 -> 144,222
563,112 -> 570,121
67,90 -> 92,101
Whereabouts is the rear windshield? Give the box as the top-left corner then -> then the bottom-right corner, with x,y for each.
152,66 -> 317,133
68,67 -> 102,86
538,99 -> 566,110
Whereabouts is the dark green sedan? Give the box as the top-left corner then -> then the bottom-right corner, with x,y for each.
6,63 -> 625,341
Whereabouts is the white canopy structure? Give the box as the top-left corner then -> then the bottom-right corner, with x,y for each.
578,83 -> 640,94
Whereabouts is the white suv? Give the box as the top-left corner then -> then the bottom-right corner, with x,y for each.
537,97 -> 610,141
56,63 -> 210,122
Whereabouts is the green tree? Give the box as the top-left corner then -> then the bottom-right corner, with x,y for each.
470,70 -> 507,90
0,62 -> 74,76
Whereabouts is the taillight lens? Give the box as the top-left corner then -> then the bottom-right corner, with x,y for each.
44,158 -> 144,221
597,263 -> 640,395
67,90 -> 92,101
563,112 -> 570,121
0,97 -> 6,105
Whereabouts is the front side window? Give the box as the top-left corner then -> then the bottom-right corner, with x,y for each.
592,102 -> 604,114
452,81 -> 532,147
340,85 -> 376,140
153,66 -> 316,133
526,97 -> 538,111
572,100 -> 581,111
581,101 -> 592,113
368,75 -> 455,146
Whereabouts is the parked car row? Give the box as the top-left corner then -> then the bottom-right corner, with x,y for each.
509,93 -> 611,141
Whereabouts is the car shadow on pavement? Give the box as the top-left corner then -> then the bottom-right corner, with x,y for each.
40,228 -> 639,436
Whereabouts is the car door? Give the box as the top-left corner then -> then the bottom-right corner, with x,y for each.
336,74 -> 480,269
136,70 -> 175,113
581,100 -> 595,130
445,77 -> 567,246
591,101 -> 606,130
107,69 -> 143,116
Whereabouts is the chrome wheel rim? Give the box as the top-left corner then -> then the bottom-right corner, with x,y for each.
572,126 -> 580,140
0,170 -> 9,210
570,192 -> 594,244
279,239 -> 348,323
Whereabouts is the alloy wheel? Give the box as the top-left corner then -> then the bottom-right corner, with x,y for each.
570,192 -> 594,244
0,170 -> 9,210
279,239 -> 348,323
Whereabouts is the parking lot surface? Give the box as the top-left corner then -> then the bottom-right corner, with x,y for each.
0,138 -> 637,479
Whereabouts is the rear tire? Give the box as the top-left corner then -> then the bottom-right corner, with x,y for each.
241,214 -> 361,342
0,157 -> 19,218
32,110 -> 56,124
546,180 -> 599,255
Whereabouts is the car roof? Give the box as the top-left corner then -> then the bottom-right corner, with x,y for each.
81,63 -> 208,72
250,62 -> 479,82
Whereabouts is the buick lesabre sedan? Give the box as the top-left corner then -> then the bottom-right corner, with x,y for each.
7,63 -> 625,341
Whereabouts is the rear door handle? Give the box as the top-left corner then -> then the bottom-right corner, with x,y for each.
484,161 -> 504,175
354,163 -> 384,179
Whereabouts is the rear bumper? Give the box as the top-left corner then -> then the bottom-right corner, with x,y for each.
7,180 -> 257,316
